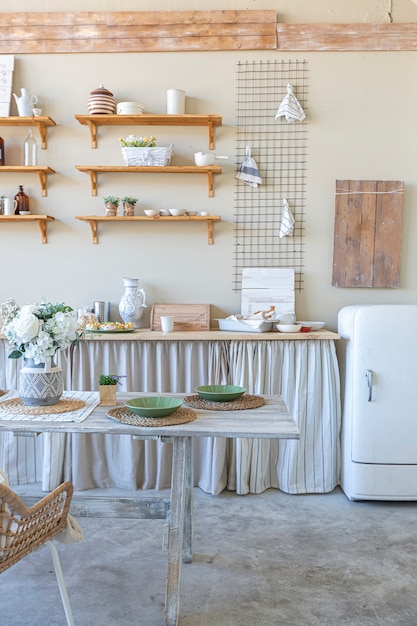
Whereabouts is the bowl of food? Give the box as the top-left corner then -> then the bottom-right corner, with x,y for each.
125,397 -> 182,418
275,324 -> 302,333
169,208 -> 187,216
144,209 -> 160,217
195,384 -> 246,402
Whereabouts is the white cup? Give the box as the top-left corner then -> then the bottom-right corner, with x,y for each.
160,315 -> 174,332
167,89 -> 185,115
33,108 -> 42,117
4,198 -> 17,215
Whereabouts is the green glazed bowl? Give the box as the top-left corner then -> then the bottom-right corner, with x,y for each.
125,397 -> 182,418
195,385 -> 246,402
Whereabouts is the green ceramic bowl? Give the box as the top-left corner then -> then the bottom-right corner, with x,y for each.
195,385 -> 246,402
125,397 -> 182,418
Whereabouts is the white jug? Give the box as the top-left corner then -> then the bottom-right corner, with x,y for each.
13,88 -> 38,117
119,277 -> 147,328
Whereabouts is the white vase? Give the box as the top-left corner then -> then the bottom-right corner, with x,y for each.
118,277 -> 147,328
19,358 -> 63,407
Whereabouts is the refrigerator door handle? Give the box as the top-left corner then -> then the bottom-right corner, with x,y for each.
366,369 -> 373,402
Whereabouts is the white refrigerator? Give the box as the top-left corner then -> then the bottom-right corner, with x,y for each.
338,304 -> 417,500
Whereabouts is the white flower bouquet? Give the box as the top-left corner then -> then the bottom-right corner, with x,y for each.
1,300 -> 79,365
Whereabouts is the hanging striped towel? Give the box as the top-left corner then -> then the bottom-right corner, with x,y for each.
275,83 -> 306,123
279,199 -> 295,238
236,146 -> 262,188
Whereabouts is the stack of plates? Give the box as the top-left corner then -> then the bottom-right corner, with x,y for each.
87,85 -> 116,115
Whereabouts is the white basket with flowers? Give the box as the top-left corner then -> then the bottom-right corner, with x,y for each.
120,135 -> 174,166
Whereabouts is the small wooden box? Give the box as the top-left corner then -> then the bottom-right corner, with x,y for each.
150,304 -> 210,331
99,385 -> 117,406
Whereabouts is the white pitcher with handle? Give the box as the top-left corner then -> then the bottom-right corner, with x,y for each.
119,277 -> 147,328
13,88 -> 38,117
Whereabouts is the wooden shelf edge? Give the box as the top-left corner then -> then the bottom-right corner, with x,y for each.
75,114 -> 222,149
75,165 -> 221,197
0,117 -> 56,149
75,214 -> 221,244
0,214 -> 55,244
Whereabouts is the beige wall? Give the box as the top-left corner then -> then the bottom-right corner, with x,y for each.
1,0 -> 417,330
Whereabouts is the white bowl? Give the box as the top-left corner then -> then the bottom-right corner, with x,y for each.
276,324 -> 302,333
297,321 -> 325,331
159,209 -> 170,216
117,101 -> 144,115
144,209 -> 160,217
169,209 -> 187,216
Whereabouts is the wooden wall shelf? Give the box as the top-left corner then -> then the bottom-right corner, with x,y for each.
75,214 -> 221,245
0,166 -> 55,196
0,214 -> 55,243
75,114 -> 222,149
75,165 -> 222,197
0,116 -> 56,149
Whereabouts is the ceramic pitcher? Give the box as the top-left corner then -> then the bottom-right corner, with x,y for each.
13,88 -> 38,117
118,277 -> 147,327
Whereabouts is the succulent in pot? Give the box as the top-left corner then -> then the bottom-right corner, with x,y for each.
103,195 -> 119,217
121,196 -> 138,217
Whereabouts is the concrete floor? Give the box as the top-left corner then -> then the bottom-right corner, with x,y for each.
2,486 -> 417,626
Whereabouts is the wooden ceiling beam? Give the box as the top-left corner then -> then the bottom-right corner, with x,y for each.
277,22 -> 417,51
0,10 -> 277,53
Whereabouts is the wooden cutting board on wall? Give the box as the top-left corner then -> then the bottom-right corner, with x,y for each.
332,180 -> 404,288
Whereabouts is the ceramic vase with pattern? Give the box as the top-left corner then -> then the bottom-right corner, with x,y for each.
19,358 -> 63,407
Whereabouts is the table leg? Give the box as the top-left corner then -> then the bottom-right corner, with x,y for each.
164,435 -> 190,626
183,437 -> 193,564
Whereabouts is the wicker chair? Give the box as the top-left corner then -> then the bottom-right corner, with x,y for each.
0,481 -> 76,626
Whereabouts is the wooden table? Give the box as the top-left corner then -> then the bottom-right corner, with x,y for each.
0,392 -> 299,626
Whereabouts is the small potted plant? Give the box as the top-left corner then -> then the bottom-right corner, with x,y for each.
103,195 -> 119,217
98,374 -> 125,406
121,196 -> 138,217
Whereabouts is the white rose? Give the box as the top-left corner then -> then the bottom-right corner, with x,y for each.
11,311 -> 41,343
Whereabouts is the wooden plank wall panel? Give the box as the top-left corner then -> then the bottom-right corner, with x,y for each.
332,180 -> 404,289
0,11 -> 277,53
277,23 -> 417,51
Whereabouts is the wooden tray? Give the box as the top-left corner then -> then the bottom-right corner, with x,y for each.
150,304 -> 210,331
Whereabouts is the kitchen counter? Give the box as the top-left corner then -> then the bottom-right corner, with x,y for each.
0,330 -> 341,496
80,328 -> 339,341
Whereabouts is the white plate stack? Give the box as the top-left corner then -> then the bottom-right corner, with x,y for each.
87,85 -> 116,114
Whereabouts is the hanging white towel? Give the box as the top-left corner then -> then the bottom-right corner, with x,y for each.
275,83 -> 306,123
236,146 -> 262,188
279,199 -> 295,238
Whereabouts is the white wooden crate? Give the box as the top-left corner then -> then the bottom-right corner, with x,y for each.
241,268 -> 295,317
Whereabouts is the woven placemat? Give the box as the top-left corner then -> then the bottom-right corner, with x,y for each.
107,406 -> 196,427
183,394 -> 265,411
0,397 -> 86,415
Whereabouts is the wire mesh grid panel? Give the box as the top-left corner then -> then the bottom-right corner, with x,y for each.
234,59 -> 308,292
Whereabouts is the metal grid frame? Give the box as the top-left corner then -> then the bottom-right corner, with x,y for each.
233,59 -> 308,292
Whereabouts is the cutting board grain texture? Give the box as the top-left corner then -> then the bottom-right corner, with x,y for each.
150,304 -> 210,331
332,180 -> 404,288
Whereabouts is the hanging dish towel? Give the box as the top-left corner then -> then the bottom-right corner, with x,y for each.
275,83 -> 306,123
236,146 -> 262,188
279,198 -> 295,238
